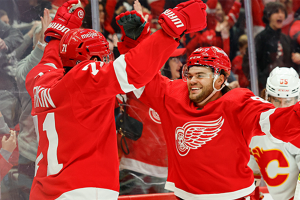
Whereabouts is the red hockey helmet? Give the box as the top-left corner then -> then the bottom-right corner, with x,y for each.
59,29 -> 114,67
182,46 -> 231,81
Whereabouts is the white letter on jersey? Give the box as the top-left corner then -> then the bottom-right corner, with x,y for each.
82,62 -> 99,75
44,113 -> 63,176
251,96 -> 270,104
33,86 -> 56,108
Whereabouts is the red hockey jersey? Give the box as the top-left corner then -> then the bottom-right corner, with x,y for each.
118,93 -> 168,178
134,74 -> 300,199
25,30 -> 178,200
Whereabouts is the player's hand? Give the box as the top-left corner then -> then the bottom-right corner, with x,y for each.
44,0 -> 85,42
2,130 -> 17,153
158,0 -> 207,39
116,0 -> 150,54
116,10 -> 150,40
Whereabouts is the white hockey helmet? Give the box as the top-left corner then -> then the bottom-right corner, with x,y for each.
266,67 -> 300,100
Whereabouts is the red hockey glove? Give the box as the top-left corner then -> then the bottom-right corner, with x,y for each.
116,10 -> 150,54
44,0 -> 85,42
158,0 -> 207,39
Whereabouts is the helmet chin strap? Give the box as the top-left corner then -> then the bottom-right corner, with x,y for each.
198,74 -> 226,106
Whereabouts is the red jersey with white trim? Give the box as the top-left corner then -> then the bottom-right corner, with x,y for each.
25,30 -> 178,200
118,93 -> 168,178
134,74 -> 300,200
249,135 -> 300,200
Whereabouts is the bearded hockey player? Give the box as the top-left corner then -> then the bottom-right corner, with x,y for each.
249,67 -> 300,200
128,44 -> 300,199
25,0 -> 207,199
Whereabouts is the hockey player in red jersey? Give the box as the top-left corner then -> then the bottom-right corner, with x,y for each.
126,44 -> 300,199
25,0 -> 207,199
249,67 -> 300,200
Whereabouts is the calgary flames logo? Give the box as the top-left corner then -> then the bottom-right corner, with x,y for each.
175,117 -> 224,156
149,108 -> 161,124
251,147 -> 289,186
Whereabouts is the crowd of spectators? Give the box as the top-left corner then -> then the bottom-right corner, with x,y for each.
1,0 -> 300,199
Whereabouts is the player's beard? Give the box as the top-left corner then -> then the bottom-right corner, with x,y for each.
188,83 -> 214,104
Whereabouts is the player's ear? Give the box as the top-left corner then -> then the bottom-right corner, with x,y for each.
215,74 -> 225,90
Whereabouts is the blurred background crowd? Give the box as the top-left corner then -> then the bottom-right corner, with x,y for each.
0,0 -> 300,199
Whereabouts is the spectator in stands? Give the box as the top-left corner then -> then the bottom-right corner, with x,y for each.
111,0 -> 149,33
289,8 -> 300,67
161,48 -> 186,80
231,34 -> 249,88
15,8 -> 51,200
249,67 -> 300,200
242,2 -> 293,92
185,0 -> 241,57
0,10 -> 9,25
0,19 -> 23,87
0,20 -> 23,54
0,20 -> 23,132
0,130 -> 17,182
16,0 -> 52,23
82,0 -> 115,37
0,111 -> 10,134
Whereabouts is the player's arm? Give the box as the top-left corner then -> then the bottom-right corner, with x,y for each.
239,90 -> 300,147
107,0 -> 208,93
26,0 -> 85,96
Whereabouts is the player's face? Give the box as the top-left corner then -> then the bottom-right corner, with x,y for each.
169,57 -> 183,80
187,66 -> 214,103
269,96 -> 298,108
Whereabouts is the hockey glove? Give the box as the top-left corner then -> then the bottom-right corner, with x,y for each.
116,10 -> 150,54
44,0 -> 85,42
158,0 -> 207,39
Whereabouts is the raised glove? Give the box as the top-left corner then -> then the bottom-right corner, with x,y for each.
158,0 -> 207,38
116,10 -> 150,54
45,0 -> 85,42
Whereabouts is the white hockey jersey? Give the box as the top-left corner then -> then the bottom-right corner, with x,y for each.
249,135 -> 300,200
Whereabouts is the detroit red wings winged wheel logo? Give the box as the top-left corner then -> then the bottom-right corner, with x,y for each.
175,117 -> 224,156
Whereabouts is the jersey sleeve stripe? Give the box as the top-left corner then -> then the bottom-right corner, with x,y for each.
133,86 -> 145,99
113,55 -> 138,93
259,108 -> 284,143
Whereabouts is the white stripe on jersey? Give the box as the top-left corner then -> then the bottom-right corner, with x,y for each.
133,86 -> 145,99
45,63 -> 58,69
56,187 -> 119,200
113,55 -> 138,93
259,109 -> 284,143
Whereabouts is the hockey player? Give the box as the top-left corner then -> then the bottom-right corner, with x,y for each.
25,0 -> 207,199
124,43 -> 300,199
248,67 -> 300,200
